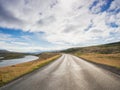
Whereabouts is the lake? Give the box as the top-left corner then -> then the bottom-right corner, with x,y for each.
0,55 -> 39,67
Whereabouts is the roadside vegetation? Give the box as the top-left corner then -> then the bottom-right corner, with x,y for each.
62,42 -> 120,68
0,52 -> 60,87
75,53 -> 120,68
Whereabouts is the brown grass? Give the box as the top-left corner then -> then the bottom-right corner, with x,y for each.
0,54 -> 60,86
75,53 -> 120,68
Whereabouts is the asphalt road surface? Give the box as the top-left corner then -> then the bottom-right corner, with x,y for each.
0,54 -> 120,90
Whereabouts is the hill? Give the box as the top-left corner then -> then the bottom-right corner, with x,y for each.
61,42 -> 120,68
62,42 -> 120,54
0,50 -> 28,60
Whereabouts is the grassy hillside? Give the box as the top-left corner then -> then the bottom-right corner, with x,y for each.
62,42 -> 120,68
62,42 -> 120,54
0,50 -> 28,60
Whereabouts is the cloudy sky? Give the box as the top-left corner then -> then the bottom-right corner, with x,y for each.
0,0 -> 120,52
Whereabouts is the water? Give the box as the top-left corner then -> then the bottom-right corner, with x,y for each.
0,57 -> 4,59
0,55 -> 39,67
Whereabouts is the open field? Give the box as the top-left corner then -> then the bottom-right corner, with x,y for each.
62,42 -> 120,69
75,53 -> 120,68
0,53 -> 60,87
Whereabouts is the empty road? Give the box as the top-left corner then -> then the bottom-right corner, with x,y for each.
0,54 -> 120,90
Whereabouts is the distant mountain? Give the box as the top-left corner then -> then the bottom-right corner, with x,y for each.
0,49 -> 10,53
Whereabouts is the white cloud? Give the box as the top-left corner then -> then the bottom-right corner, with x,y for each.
0,0 -> 120,52
0,33 -> 72,52
109,0 -> 120,11
11,42 -> 29,46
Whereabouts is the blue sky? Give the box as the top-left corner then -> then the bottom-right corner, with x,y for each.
0,0 -> 120,52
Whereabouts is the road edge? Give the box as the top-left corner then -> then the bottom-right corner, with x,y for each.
0,54 -> 61,88
76,56 -> 120,76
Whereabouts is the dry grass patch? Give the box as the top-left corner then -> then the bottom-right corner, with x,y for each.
75,53 -> 120,68
0,54 -> 60,87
